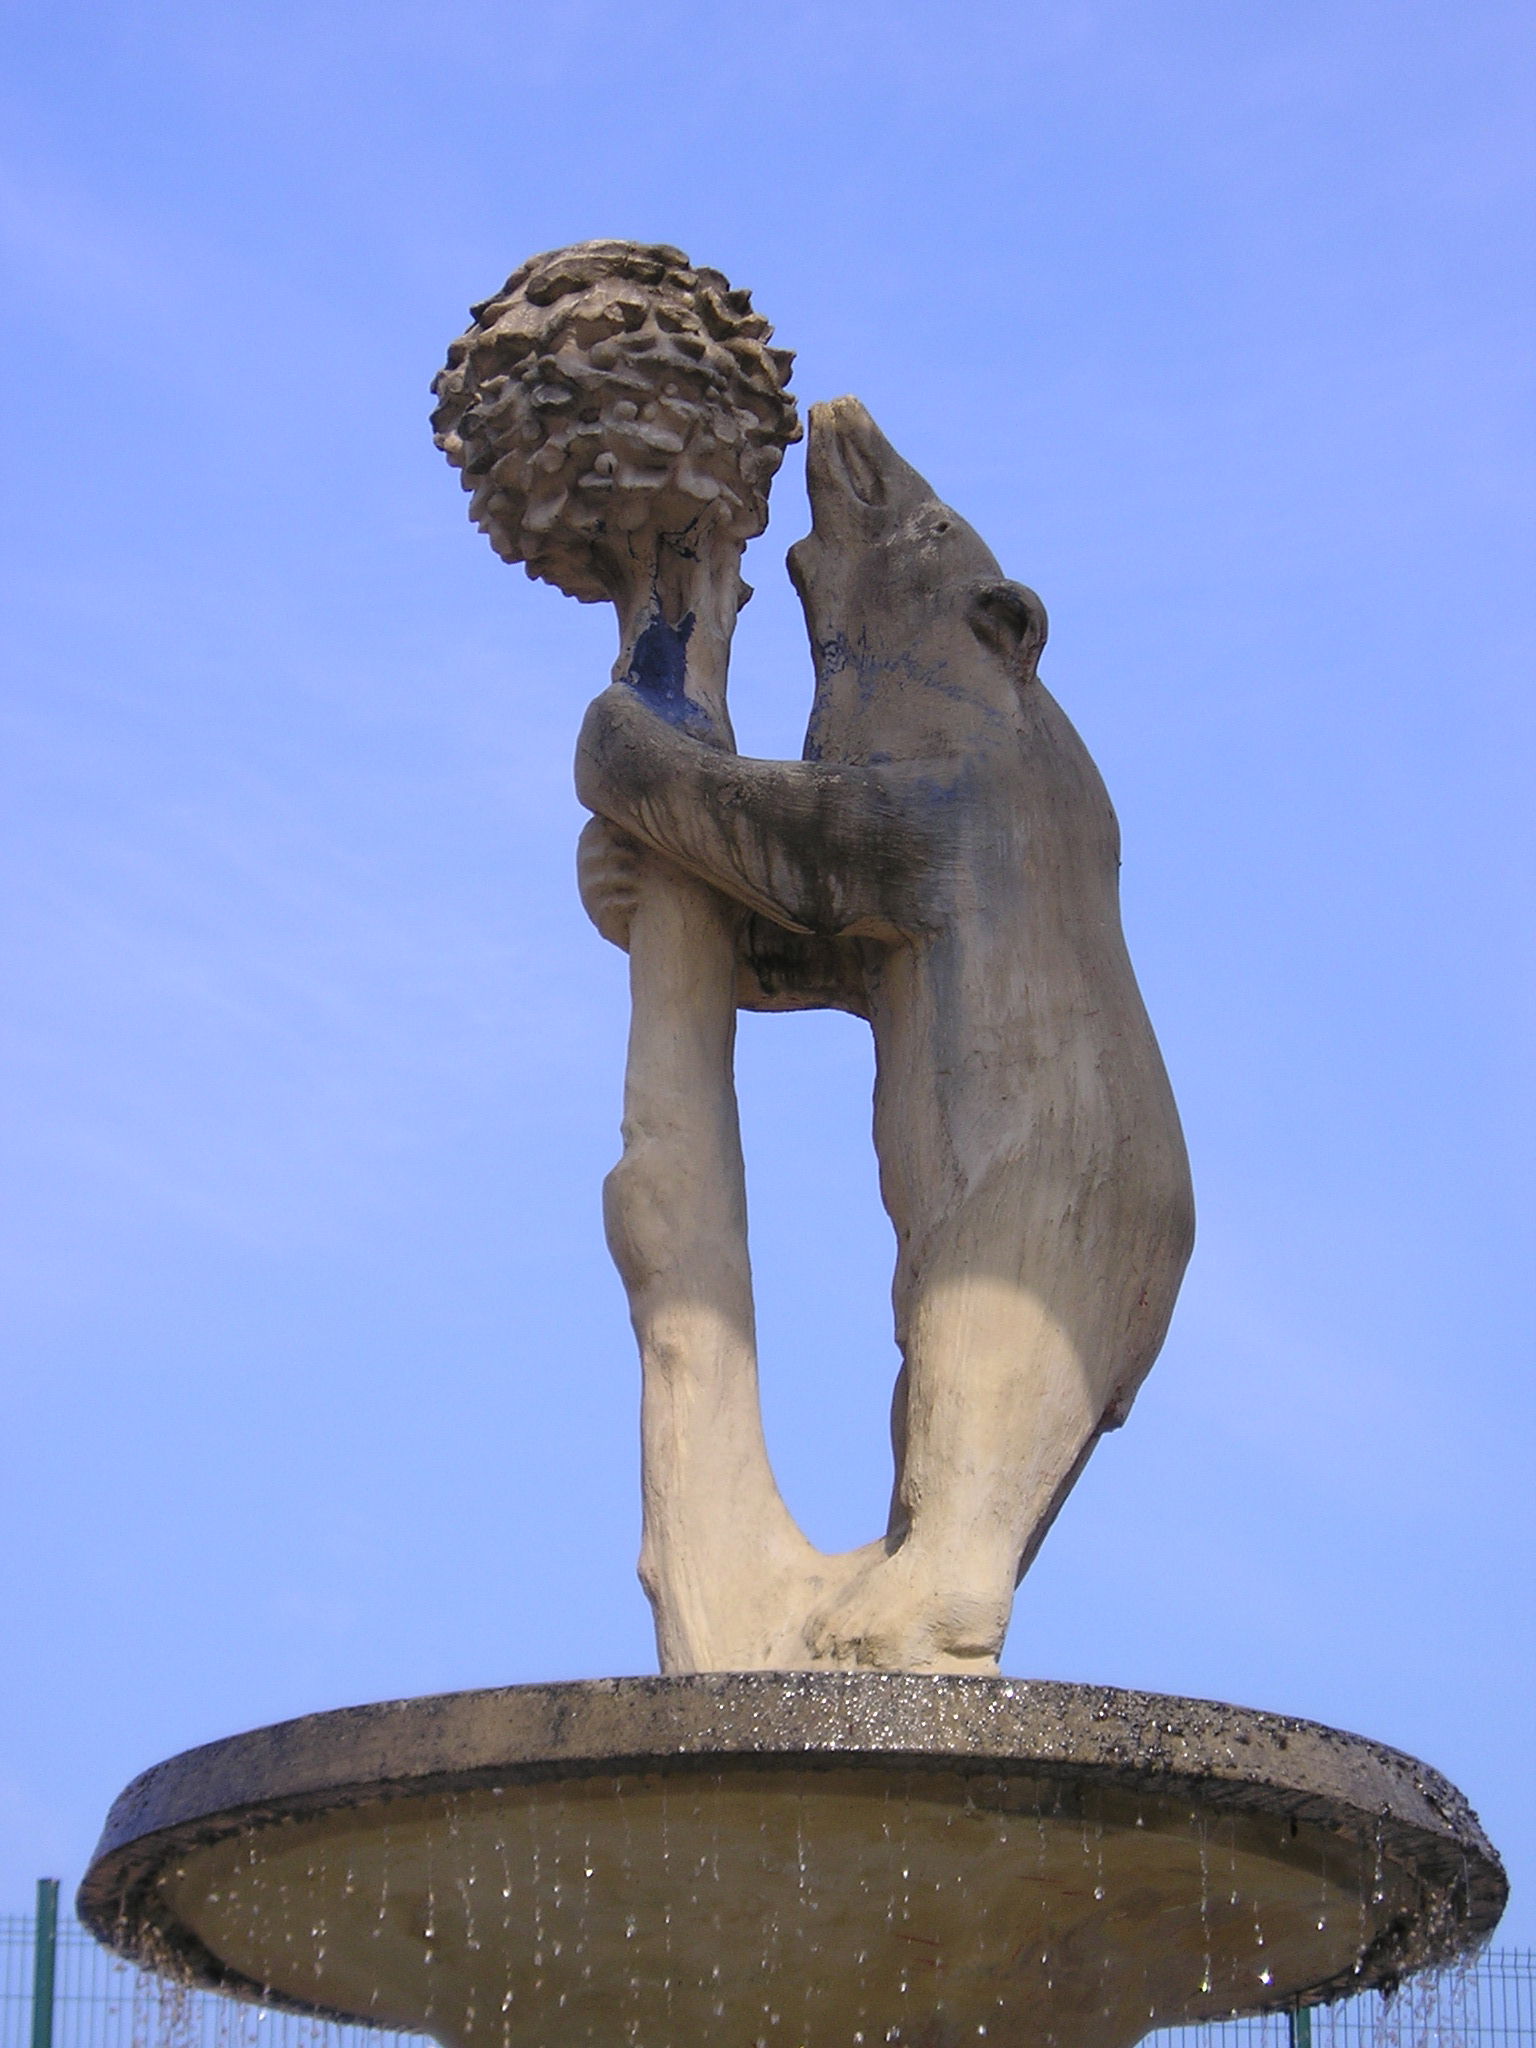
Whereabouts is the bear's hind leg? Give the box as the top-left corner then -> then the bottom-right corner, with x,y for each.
801,1156 -> 1142,1671
802,1269 -> 1104,1670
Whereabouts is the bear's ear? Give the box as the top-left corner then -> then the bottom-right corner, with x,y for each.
969,581 -> 1048,677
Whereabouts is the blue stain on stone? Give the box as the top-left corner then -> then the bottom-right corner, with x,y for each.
910,768 -> 970,809
624,612 -> 710,734
812,631 -> 858,677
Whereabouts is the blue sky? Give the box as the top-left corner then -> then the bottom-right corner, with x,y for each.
2,0 -> 1532,1949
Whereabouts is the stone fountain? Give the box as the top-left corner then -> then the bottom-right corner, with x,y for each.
79,243 -> 1504,2048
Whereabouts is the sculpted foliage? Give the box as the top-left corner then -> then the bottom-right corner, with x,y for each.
431,240 -> 800,603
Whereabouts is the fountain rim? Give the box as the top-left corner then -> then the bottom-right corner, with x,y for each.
78,1670 -> 1506,2018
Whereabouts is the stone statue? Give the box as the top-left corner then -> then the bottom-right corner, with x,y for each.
75,247 -> 1500,2048
433,242 -> 1195,1678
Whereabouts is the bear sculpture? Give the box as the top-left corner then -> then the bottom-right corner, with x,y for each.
577,396 -> 1195,1673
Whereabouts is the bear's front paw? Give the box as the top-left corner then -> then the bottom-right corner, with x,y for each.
577,816 -> 643,950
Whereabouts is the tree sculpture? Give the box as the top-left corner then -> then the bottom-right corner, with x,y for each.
433,242 -> 825,1668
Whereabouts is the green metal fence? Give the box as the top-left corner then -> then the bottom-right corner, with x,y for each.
1142,1950 -> 1534,2048
4,1885 -> 1531,2048
1,1888 -> 414,2048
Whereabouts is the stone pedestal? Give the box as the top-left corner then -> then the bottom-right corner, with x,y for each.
79,1673 -> 1504,2048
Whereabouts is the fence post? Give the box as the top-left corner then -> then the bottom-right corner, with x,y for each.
1288,2005 -> 1313,2048
30,1877 -> 60,2048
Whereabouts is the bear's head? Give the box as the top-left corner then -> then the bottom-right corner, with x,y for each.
787,397 -> 1047,765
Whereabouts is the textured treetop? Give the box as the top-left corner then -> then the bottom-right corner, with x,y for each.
431,241 -> 801,605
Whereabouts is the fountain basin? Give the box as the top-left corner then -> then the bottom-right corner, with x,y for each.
79,1673 -> 1504,2048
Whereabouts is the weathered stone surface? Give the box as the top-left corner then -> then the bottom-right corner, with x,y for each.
78,1674 -> 1506,2048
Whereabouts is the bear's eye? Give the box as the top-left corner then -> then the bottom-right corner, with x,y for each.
932,519 -> 950,535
